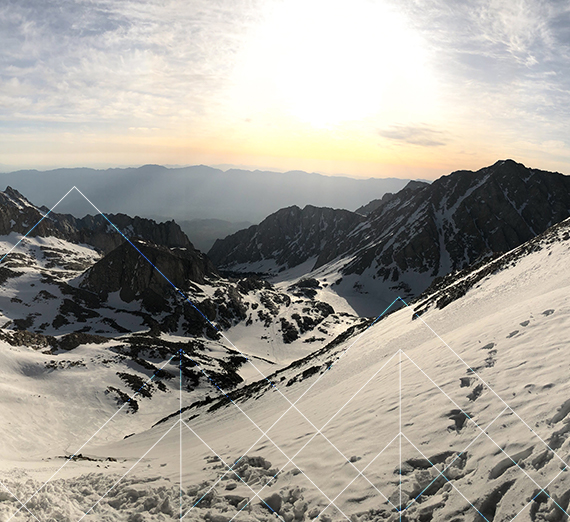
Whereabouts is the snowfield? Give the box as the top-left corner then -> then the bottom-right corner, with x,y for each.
3,219 -> 570,521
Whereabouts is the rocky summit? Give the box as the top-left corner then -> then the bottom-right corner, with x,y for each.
0,186 -> 191,254
208,204 -> 365,272
210,160 -> 570,306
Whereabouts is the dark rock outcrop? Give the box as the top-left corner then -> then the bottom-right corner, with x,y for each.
0,186 -> 193,254
80,239 -> 217,304
208,205 -> 365,271
208,160 -> 570,303
340,159 -> 570,284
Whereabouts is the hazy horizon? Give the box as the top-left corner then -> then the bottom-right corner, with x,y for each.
0,160 -> 442,181
0,164 -> 413,226
3,1 -> 570,179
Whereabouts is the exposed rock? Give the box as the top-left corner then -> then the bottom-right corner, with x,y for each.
0,186 -> 193,254
208,205 -> 365,271
262,492 -> 282,514
209,160 -> 570,304
80,239 -> 217,303
339,160 -> 570,290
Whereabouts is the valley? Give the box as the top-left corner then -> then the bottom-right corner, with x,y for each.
1,161 -> 570,522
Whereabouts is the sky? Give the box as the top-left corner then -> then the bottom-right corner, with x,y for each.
1,0 -> 570,179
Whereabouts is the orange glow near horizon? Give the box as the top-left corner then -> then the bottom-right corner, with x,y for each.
2,1 -> 570,179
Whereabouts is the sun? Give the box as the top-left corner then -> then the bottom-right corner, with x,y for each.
233,0 -> 433,128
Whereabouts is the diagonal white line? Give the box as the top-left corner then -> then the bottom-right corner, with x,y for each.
164,313 -> 400,519
178,353 -> 354,521
0,481 -> 42,522
275,350 -> 406,509
402,433 -> 492,522
187,348 -> 403,518
1,186 -> 195,520
2,185 -> 396,521
307,349 -> 401,437
220,351 -> 404,516
405,430 -> 570,522
2,186 -> 397,522
303,408 -> 400,507
77,418 -> 181,521
402,351 -> 570,516
312,432 -> 401,521
70,187 -> 407,518
75,186 -> 404,435
509,466 -> 568,522
5,186 -> 565,522
399,297 -> 570,469
7,353 -> 178,521
0,186 -> 76,264
404,405 -> 510,510
180,420 -> 286,521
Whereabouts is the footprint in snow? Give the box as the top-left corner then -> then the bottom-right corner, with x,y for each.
467,384 -> 484,402
542,309 -> 555,316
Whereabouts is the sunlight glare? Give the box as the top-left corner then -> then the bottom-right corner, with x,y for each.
234,0 -> 434,127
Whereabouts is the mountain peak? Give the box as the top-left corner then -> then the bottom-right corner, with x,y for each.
210,160 -> 570,312
208,205 -> 365,272
2,185 -> 31,205
4,185 -> 23,197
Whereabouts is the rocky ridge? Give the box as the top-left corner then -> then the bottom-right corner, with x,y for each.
0,186 -> 358,363
354,180 -> 429,215
0,186 -> 191,254
210,160 -> 570,304
208,205 -> 366,272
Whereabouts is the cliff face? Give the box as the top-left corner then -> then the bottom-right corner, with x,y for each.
208,205 -> 366,271
207,160 -> 570,301
71,214 -> 192,253
0,186 -> 62,238
340,159 -> 570,283
80,239 -> 217,306
0,186 -> 192,253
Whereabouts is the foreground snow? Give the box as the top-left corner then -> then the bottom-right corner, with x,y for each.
3,221 -> 570,521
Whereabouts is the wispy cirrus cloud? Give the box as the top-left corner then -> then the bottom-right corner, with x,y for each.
3,0 -> 570,176
0,0 -> 257,129
384,0 -> 570,169
379,125 -> 446,147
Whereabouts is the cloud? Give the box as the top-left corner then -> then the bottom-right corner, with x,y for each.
3,0 -> 570,175
379,125 -> 446,147
0,0 -> 256,130
384,0 -> 570,150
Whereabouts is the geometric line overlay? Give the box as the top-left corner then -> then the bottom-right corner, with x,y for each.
0,186 -> 568,521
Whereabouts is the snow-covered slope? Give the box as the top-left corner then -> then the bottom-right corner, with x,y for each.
0,200 -> 361,508
211,160 -> 570,316
3,217 -> 570,521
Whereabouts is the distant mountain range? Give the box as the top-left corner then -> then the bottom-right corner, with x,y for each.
0,164 -> 411,224
3,160 -> 570,521
210,159 -> 570,314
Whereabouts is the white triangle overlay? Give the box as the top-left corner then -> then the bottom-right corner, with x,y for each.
0,186 -> 567,522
